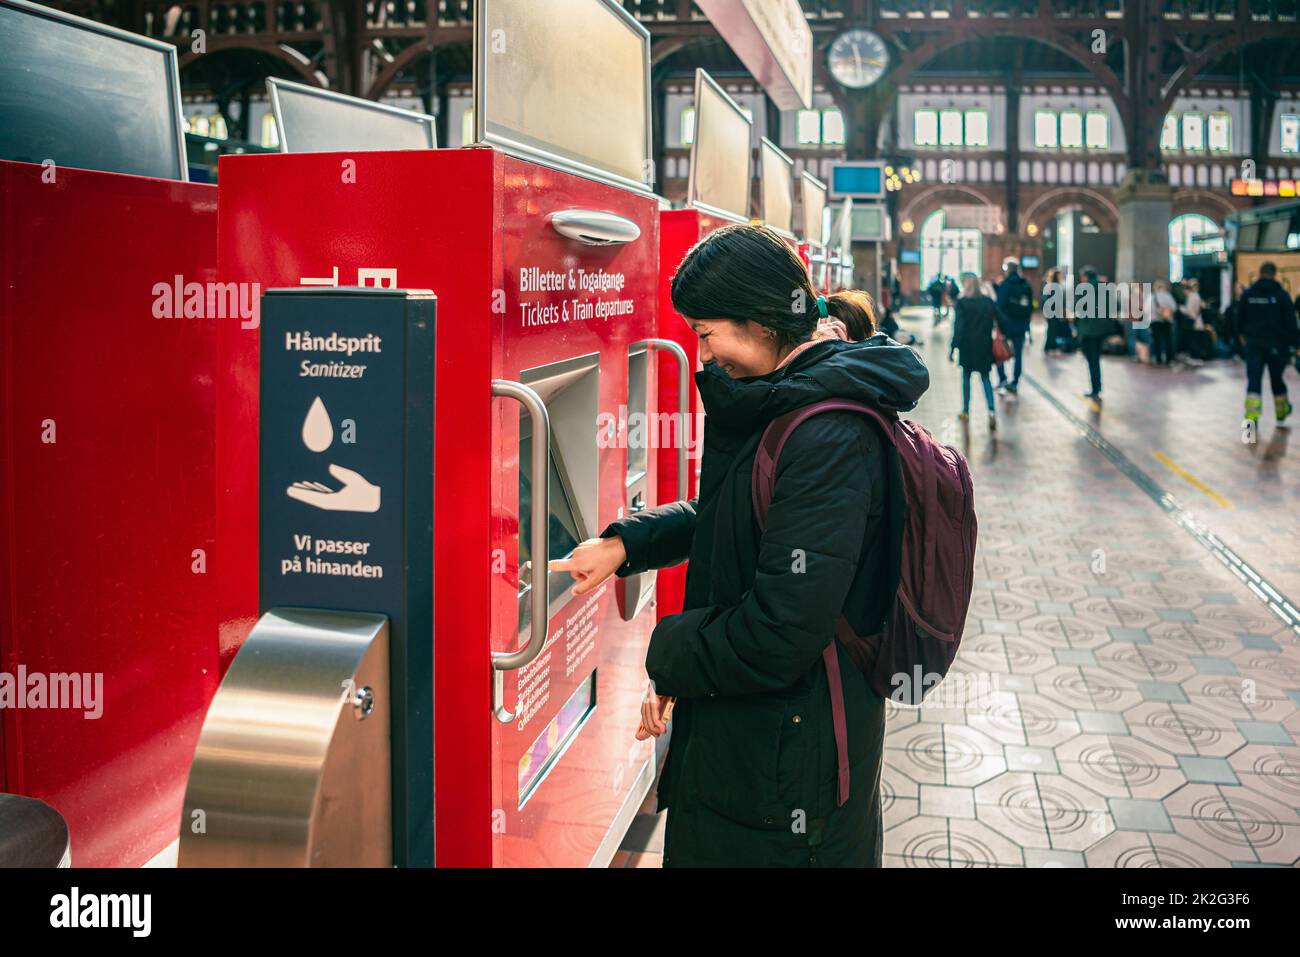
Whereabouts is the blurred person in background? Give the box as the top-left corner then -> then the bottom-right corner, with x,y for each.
1179,278 -> 1208,365
1235,261 -> 1297,425
1042,267 -> 1071,355
1144,280 -> 1178,366
927,274 -> 947,325
1075,266 -> 1112,402
994,258 -> 1033,394
951,272 -> 999,430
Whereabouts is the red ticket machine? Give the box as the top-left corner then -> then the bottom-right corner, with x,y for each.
0,160 -> 226,866
209,0 -> 668,866
217,149 -> 663,869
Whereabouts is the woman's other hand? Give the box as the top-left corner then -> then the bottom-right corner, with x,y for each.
636,682 -> 673,739
549,535 -> 626,595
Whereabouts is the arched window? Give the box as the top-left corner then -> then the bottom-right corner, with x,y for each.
1168,213 -> 1221,282
920,209 -> 982,288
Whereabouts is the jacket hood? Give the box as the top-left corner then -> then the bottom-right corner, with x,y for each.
695,334 -> 930,434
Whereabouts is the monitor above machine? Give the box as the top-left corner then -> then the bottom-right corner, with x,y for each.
799,170 -> 828,246
759,137 -> 796,238
687,68 -> 754,221
267,77 -> 437,154
474,0 -> 653,196
0,0 -> 187,181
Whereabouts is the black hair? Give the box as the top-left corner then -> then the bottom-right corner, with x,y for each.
669,223 -> 875,349
827,289 -> 877,341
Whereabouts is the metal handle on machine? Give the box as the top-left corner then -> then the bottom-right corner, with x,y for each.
491,379 -> 551,724
637,338 -> 690,501
548,209 -> 641,246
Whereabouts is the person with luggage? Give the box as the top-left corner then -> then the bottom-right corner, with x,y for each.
550,224 -> 933,867
1235,261 -> 1298,425
950,273 -> 998,430
994,258 -> 1033,393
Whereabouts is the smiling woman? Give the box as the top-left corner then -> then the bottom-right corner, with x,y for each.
552,223 -> 929,867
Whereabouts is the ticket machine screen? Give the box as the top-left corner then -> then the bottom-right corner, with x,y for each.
515,352 -> 600,635
518,428 -> 584,621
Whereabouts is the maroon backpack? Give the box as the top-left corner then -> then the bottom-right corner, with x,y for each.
752,399 -> 977,806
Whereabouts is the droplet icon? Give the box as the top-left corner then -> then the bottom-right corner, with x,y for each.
302,396 -> 334,452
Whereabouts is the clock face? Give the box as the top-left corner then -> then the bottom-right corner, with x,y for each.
828,29 -> 889,89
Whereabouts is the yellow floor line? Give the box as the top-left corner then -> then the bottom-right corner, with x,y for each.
1151,452 -> 1233,508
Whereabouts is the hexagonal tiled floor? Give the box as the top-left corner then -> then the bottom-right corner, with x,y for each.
614,310 -> 1299,868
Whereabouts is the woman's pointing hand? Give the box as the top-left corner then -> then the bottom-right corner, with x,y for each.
548,535 -> 627,595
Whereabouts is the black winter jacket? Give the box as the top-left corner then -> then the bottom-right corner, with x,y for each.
598,335 -> 929,866
951,295 -> 997,373
1237,278 -> 1299,347
995,273 -> 1034,334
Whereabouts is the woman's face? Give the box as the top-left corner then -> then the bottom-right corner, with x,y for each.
688,317 -> 781,378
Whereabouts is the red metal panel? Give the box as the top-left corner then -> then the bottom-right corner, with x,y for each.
653,209 -> 700,621
0,160 -> 220,866
652,207 -> 737,621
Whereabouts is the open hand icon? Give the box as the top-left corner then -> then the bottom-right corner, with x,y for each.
287,464 -> 381,513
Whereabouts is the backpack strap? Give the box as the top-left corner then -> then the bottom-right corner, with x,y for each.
752,399 -> 895,808
752,399 -> 889,529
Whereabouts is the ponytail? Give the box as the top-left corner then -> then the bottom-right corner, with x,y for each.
822,289 -> 877,342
